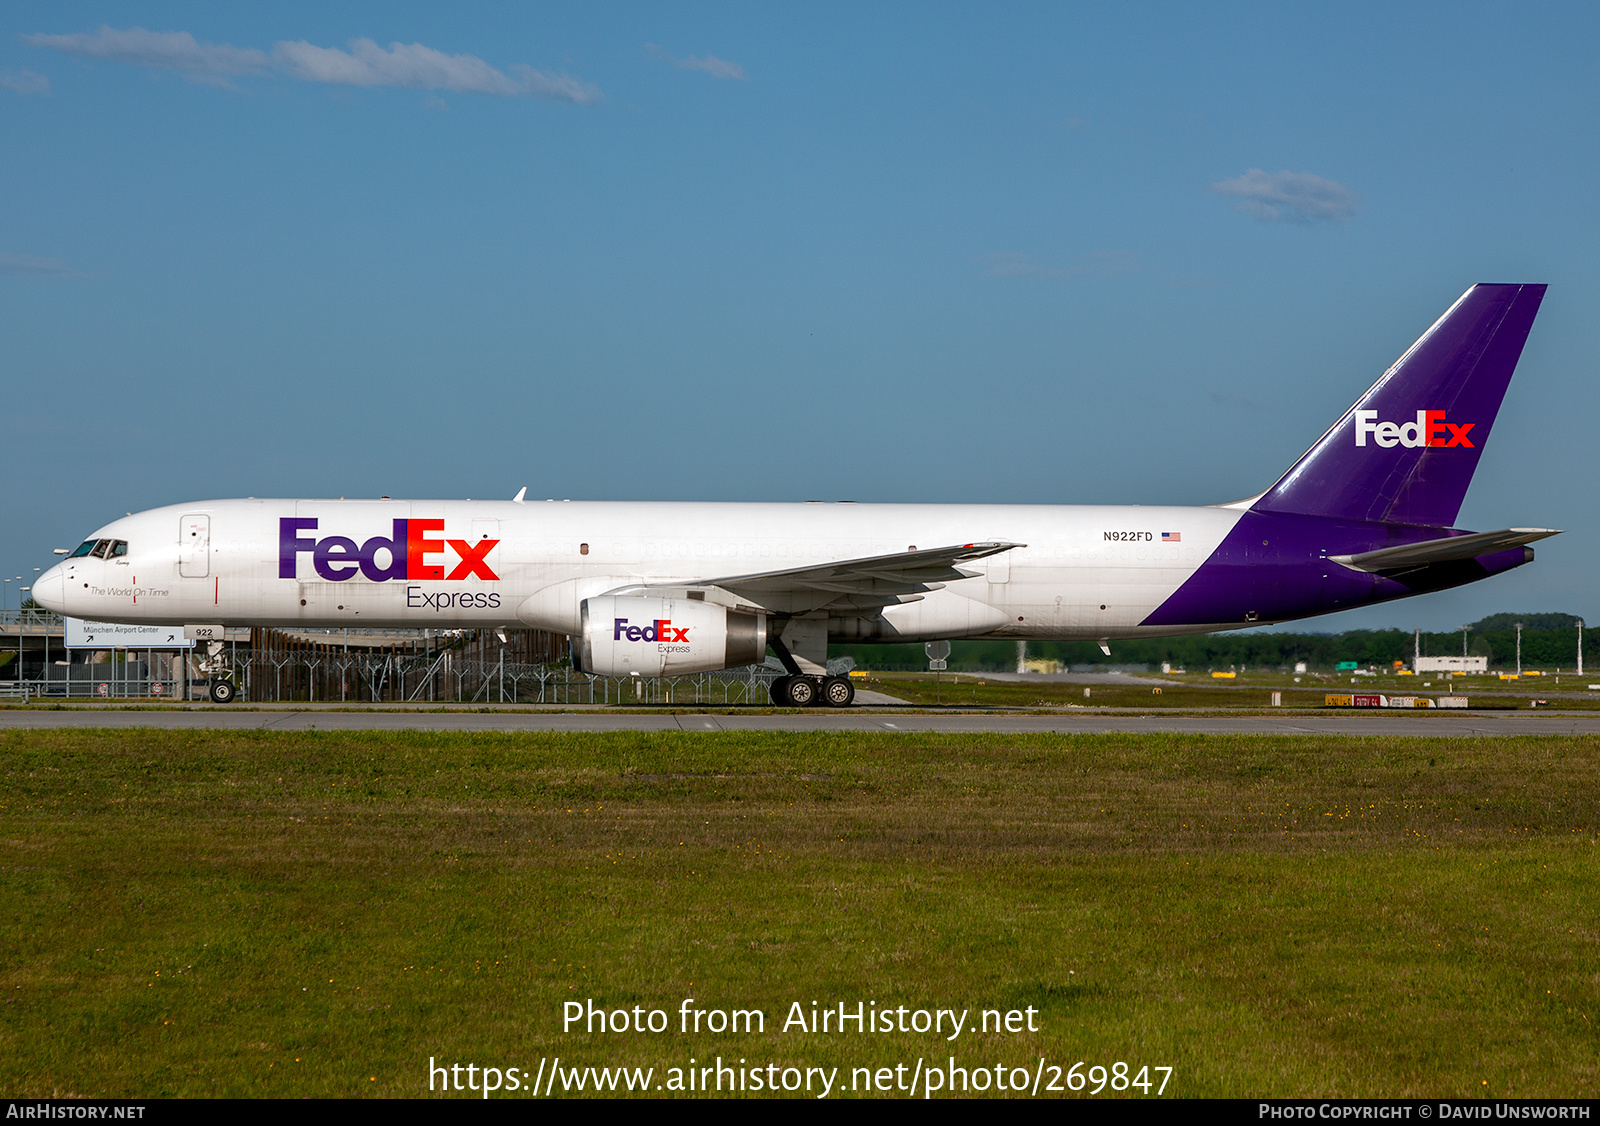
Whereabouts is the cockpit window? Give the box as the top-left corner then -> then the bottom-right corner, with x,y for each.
90,540 -> 114,559
69,541 -> 96,558
110,541 -> 129,558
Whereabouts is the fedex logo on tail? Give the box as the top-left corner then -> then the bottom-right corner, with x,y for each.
1354,410 -> 1474,449
279,518 -> 499,582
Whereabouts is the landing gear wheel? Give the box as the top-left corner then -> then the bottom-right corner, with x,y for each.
821,675 -> 855,708
769,676 -> 791,707
208,678 -> 237,704
783,676 -> 818,707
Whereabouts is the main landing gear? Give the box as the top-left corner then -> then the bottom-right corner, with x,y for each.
767,635 -> 856,708
768,674 -> 854,708
767,632 -> 854,707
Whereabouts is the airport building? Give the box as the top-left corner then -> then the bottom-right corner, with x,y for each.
1412,655 -> 1490,673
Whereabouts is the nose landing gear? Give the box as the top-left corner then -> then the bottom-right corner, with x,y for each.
197,638 -> 240,703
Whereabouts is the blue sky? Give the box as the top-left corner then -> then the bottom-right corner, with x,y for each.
3,4 -> 1596,631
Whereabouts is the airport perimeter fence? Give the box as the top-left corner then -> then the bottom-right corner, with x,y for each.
231,652 -> 786,706
1,616 -> 851,705
4,654 -> 787,706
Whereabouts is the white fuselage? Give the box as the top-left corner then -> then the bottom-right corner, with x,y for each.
35,498 -> 1250,642
31,287 -> 1552,658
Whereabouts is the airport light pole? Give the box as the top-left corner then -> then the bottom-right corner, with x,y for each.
1579,620 -> 1585,677
2,579 -> 10,682
1515,621 -> 1523,676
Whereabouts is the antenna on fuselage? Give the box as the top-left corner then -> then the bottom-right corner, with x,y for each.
512,487 -> 527,504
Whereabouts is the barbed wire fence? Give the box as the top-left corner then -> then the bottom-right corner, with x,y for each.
3,618 -> 859,704
235,625 -> 789,705
1,619 -> 790,704
232,651 -> 784,705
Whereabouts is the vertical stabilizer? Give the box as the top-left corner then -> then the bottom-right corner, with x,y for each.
1254,283 -> 1545,527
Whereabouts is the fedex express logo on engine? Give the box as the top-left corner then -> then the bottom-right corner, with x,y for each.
278,518 -> 498,582
614,618 -> 690,643
1354,410 -> 1474,449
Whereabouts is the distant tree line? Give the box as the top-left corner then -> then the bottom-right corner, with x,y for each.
831,614 -> 1595,672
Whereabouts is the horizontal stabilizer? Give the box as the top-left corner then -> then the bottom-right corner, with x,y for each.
1328,528 -> 1560,573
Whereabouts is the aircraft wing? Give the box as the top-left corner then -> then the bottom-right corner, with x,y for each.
1328,528 -> 1560,574
622,541 -> 1025,615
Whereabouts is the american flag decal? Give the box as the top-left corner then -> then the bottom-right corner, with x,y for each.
1162,531 -> 1181,542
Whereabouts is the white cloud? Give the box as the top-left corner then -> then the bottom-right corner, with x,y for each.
506,64 -> 602,104
0,69 -> 50,94
0,254 -> 76,277
1211,169 -> 1357,223
647,44 -> 747,80
272,38 -> 599,103
24,26 -> 269,80
25,26 -> 600,103
678,54 -> 746,80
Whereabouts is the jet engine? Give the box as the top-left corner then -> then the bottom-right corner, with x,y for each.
573,595 -> 767,677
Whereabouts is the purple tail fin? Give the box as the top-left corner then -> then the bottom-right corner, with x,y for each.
1254,283 -> 1545,528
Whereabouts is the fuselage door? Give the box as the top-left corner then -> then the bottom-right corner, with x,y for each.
179,514 -> 211,578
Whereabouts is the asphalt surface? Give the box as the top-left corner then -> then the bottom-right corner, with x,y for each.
2,704 -> 1597,736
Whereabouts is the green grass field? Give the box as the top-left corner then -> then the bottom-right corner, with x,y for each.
868,672 -> 1331,709
865,670 -> 1600,710
2,729 -> 1596,1098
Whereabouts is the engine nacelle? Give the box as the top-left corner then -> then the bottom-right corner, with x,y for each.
574,595 -> 767,678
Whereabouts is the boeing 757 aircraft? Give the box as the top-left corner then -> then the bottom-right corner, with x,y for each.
32,284 -> 1556,705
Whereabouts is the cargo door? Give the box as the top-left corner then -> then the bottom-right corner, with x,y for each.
179,514 -> 210,578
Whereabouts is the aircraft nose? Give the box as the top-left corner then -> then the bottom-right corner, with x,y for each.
32,567 -> 66,614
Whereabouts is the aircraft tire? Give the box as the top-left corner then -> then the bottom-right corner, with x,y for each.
209,678 -> 237,704
769,676 -> 791,706
821,676 -> 855,707
784,676 -> 817,707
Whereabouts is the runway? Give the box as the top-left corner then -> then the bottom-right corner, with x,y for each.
2,704 -> 1597,736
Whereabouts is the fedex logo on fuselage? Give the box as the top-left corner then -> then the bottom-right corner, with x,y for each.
278,518 -> 499,582
1354,409 -> 1475,449
613,618 -> 689,643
